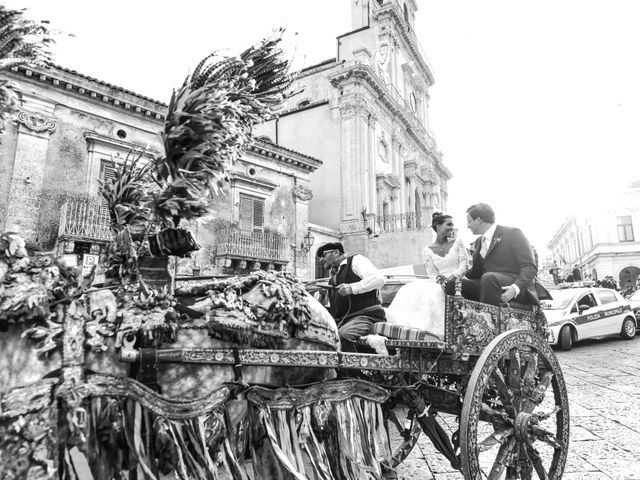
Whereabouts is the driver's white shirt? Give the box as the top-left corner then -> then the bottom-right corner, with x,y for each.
337,254 -> 385,295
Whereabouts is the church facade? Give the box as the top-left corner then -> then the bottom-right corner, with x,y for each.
255,0 -> 451,276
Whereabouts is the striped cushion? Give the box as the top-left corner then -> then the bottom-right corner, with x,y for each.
372,322 -> 441,341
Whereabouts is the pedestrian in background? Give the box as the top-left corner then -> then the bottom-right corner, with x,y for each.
549,261 -> 560,285
572,265 -> 582,282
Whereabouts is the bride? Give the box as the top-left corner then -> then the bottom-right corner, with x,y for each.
385,212 -> 470,339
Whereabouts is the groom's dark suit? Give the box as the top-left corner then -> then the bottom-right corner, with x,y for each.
462,225 -> 540,306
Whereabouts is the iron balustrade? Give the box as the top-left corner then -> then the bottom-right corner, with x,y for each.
373,212 -> 426,234
58,199 -> 112,242
215,228 -> 288,262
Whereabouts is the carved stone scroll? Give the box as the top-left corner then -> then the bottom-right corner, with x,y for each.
17,111 -> 56,133
293,184 -> 313,201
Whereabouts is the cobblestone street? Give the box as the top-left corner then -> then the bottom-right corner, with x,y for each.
395,335 -> 640,479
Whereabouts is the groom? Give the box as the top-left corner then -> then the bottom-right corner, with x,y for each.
461,203 -> 542,306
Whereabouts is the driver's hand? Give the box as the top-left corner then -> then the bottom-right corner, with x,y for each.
337,284 -> 353,296
500,286 -> 516,303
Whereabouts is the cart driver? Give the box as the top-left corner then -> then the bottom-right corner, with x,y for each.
317,242 -> 386,352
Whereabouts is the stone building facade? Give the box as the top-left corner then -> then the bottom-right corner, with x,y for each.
0,63 -> 320,280
547,186 -> 640,287
255,0 -> 451,276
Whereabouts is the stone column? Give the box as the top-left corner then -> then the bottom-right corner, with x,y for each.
365,113 -> 377,215
4,101 -> 56,240
404,160 -> 417,214
393,135 -> 405,214
338,95 -> 371,254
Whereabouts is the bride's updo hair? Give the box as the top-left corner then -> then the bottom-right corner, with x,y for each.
431,211 -> 452,232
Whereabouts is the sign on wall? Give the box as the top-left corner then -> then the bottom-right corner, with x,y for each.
82,253 -> 99,277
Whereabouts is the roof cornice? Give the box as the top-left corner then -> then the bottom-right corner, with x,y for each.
298,58 -> 339,77
249,138 -> 322,172
4,63 -> 167,121
372,4 -> 435,86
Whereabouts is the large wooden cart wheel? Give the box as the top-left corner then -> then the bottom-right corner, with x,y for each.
385,403 -> 423,468
460,329 -> 569,479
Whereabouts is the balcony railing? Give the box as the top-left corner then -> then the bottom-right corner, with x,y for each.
215,228 -> 289,263
58,199 -> 112,242
373,212 -> 426,234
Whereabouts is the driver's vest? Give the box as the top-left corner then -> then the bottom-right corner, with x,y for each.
328,254 -> 385,323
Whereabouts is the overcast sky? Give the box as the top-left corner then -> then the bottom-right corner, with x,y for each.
10,0 -> 640,255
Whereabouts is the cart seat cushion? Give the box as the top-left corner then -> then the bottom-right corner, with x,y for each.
372,322 -> 441,342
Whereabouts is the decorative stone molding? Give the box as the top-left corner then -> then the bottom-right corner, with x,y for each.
404,159 -> 418,177
83,131 -> 162,157
372,3 -> 435,85
373,40 -> 391,86
329,64 -> 437,155
376,174 -> 400,203
337,95 -> 370,119
293,184 -> 313,201
17,111 -> 56,133
353,47 -> 372,66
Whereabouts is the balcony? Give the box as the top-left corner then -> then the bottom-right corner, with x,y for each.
373,212 -> 426,234
215,227 -> 289,264
58,198 -> 112,243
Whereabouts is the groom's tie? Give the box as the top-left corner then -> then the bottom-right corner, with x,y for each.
480,236 -> 490,258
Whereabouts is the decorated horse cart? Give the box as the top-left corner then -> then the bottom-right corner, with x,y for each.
0,33 -> 569,480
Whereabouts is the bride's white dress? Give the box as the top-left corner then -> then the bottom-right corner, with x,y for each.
385,237 -> 469,339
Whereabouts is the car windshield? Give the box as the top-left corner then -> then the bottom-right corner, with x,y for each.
542,289 -> 578,310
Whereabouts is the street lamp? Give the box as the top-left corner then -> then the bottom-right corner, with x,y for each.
301,230 -> 315,251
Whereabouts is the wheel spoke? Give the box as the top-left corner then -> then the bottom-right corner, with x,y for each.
521,352 -> 538,398
480,403 -> 510,425
388,408 -> 408,437
491,369 -> 517,417
533,406 -> 559,423
487,436 -> 517,480
479,426 -> 514,451
529,425 -> 564,450
526,445 -> 549,480
508,349 -> 522,410
521,371 -> 553,414
518,446 -> 533,480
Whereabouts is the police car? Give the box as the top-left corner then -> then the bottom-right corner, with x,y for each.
542,283 -> 636,350
625,288 -> 640,329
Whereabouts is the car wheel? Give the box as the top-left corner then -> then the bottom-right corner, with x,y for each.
621,317 -> 636,340
558,325 -> 573,351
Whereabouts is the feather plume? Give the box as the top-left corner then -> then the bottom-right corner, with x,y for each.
151,29 -> 295,226
99,151 -> 152,231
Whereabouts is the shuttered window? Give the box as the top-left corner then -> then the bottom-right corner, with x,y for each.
239,193 -> 264,231
100,159 -> 117,184
99,159 -> 116,213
